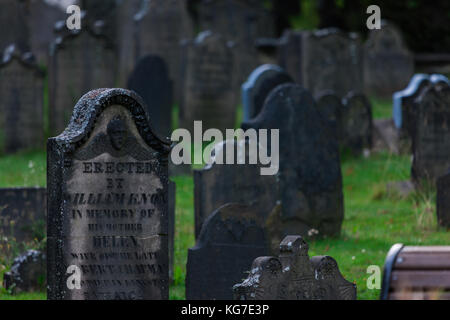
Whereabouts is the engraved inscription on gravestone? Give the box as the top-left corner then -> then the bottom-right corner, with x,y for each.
47,88 -> 170,300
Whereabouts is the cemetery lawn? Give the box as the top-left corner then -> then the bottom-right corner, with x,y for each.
0,98 -> 448,300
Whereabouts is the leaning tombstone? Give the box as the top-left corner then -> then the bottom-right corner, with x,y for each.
233,235 -> 357,300
364,21 -> 414,97
179,31 -> 236,135
242,84 -> 344,245
193,139 -> 278,239
340,92 -> 373,155
437,171 -> 450,228
186,203 -> 270,300
315,90 -> 342,138
47,88 -> 171,300
127,55 -> 173,139
0,45 -> 45,154
242,64 -> 293,121
48,22 -> 117,136
412,82 -> 450,185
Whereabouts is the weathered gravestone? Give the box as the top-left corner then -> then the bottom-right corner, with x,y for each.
242,64 -> 293,121
233,235 -> 357,300
277,28 -> 363,98
0,187 -> 47,244
0,0 -> 30,53
0,45 -> 45,154
315,90 -> 342,138
340,92 -> 373,154
49,23 -> 117,136
412,82 -> 450,185
186,203 -> 269,300
194,139 -> 278,239
179,31 -> 236,135
135,0 -> 194,102
364,21 -> 414,97
47,88 -> 171,300
437,171 -> 450,228
127,55 -> 173,139
242,84 -> 344,246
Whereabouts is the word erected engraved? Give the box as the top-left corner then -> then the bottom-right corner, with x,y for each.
233,235 -> 357,300
47,88 -> 171,300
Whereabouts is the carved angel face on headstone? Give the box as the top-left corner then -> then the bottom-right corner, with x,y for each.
107,116 -> 127,150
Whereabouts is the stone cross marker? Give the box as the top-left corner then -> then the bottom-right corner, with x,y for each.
49,24 -> 117,136
0,45 -> 44,154
437,171 -> 450,228
242,84 -> 344,244
233,235 -> 357,300
340,92 -> 373,154
179,31 -> 236,135
47,88 -> 171,300
242,64 -> 293,121
364,21 -> 414,97
412,82 -> 450,184
127,55 -> 173,139
186,203 -> 269,300
194,139 -> 278,238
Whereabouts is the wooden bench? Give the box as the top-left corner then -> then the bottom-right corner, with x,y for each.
381,244 -> 450,300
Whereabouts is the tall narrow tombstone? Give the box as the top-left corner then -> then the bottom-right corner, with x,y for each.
364,21 -> 414,97
179,31 -> 236,135
49,24 -> 117,136
340,92 -> 373,154
315,90 -> 342,139
437,171 -> 450,228
0,45 -> 44,153
242,64 -> 293,121
278,28 -> 363,98
194,139 -> 278,238
233,235 -> 357,300
186,203 -> 269,300
135,0 -> 194,102
0,0 -> 30,53
127,55 -> 173,139
242,84 -> 344,243
47,88 -> 171,300
412,82 -> 450,184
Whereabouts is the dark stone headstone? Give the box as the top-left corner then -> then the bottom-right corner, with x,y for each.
179,31 -> 236,135
0,187 -> 47,244
0,45 -> 45,154
364,21 -> 414,97
315,90 -> 342,138
49,24 -> 117,136
168,180 -> 175,282
242,64 -> 293,121
341,92 -> 373,155
412,82 -> 450,184
193,139 -> 278,239
278,28 -> 363,98
0,0 -> 30,53
186,203 -> 269,300
47,88 -> 171,300
437,172 -> 450,228
127,55 -> 173,139
135,0 -> 194,102
242,84 -> 344,244
3,250 -> 46,294
233,235 -> 357,300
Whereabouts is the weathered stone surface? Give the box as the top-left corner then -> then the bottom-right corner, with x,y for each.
233,235 -> 357,300
278,28 -> 363,98
315,90 -> 342,138
186,203 -> 269,300
47,88 -> 171,300
135,0 -> 193,102
341,92 -> 373,154
242,84 -> 344,242
242,64 -> 293,121
0,0 -> 30,54
437,171 -> 450,228
3,250 -> 46,294
0,45 -> 45,153
127,55 -> 173,139
179,31 -> 236,135
386,180 -> 415,199
412,82 -> 450,184
372,118 -> 400,154
49,24 -> 117,136
364,21 -> 414,97
194,139 -> 278,238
